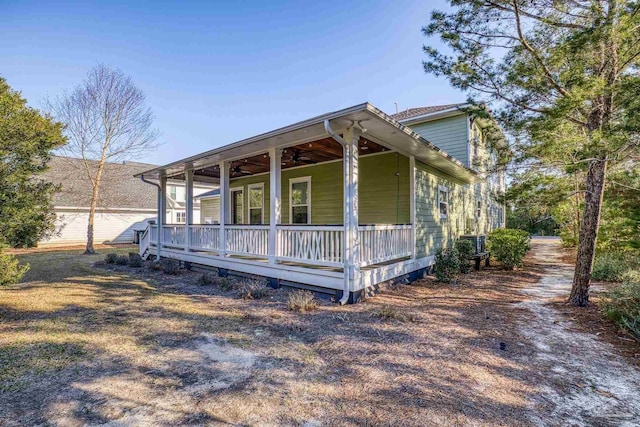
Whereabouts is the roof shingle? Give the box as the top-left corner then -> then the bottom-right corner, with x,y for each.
389,103 -> 466,121
41,156 -> 159,210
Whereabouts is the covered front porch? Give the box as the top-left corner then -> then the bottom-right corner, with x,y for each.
136,104 -> 476,301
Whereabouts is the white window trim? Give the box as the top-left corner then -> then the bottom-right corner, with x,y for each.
229,186 -> 244,224
247,183 -> 265,225
289,176 -> 311,224
438,185 -> 449,220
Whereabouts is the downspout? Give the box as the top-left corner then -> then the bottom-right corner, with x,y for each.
140,175 -> 163,257
324,119 -> 351,305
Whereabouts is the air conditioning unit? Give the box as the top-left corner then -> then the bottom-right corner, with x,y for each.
459,235 -> 486,254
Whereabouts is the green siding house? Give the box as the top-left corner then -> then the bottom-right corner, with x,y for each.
136,102 -> 505,303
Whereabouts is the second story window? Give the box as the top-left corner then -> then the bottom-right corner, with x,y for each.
476,199 -> 482,219
169,186 -> 177,200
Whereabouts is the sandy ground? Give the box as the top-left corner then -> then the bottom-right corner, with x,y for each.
1,241 -> 639,426
519,238 -> 640,426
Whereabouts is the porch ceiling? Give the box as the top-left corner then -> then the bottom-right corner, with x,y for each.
135,103 -> 479,183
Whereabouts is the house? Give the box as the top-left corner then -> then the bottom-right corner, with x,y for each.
39,156 -> 216,246
135,102 -> 506,303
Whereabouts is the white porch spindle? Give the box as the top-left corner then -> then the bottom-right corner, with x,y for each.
219,161 -> 229,257
409,156 -> 416,259
268,147 -> 282,264
343,127 -> 360,296
185,169 -> 194,250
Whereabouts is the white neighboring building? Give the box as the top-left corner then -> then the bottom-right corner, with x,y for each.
39,156 -> 215,246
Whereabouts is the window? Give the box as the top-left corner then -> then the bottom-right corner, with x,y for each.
290,177 -> 311,224
168,186 -> 177,201
476,199 -> 482,219
176,211 -> 186,223
248,183 -> 264,225
438,185 -> 449,220
230,188 -> 244,224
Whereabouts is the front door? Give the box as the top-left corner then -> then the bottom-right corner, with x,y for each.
230,189 -> 244,224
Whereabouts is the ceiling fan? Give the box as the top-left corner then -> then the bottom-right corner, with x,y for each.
231,165 -> 252,176
288,149 -> 312,165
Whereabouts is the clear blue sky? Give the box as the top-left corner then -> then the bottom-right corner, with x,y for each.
2,0 -> 462,165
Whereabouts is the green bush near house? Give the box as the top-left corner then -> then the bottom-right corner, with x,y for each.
455,239 -> 475,274
128,253 -> 143,268
0,249 -> 29,285
487,228 -> 531,270
601,279 -> 640,339
434,247 -> 460,283
105,253 -> 119,264
160,258 -> 180,274
591,251 -> 640,282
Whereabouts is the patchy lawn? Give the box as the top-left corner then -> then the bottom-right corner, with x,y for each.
0,243 -> 638,426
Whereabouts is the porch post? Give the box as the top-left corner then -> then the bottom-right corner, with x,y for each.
219,161 -> 229,257
268,147 -> 282,264
409,156 -> 416,259
185,169 -> 194,250
343,127 -> 360,299
158,176 -> 167,258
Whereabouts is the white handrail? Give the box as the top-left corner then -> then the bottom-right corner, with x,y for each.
190,224 -> 220,252
276,225 -> 344,267
358,224 -> 412,266
162,224 -> 186,249
226,225 -> 270,256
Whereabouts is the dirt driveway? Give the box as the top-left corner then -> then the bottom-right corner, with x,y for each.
0,241 -> 638,426
517,238 -> 640,426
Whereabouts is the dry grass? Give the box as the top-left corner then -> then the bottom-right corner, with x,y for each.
0,244 -> 625,426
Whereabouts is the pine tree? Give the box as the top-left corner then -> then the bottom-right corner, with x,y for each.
0,78 -> 65,248
424,0 -> 640,306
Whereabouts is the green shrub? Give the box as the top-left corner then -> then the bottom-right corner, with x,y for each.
0,250 -> 29,285
288,290 -> 318,312
236,280 -> 269,299
434,247 -> 460,283
105,253 -> 119,264
160,258 -> 180,274
215,277 -> 233,291
455,239 -> 475,274
601,279 -> 640,339
487,228 -> 531,270
198,272 -> 217,286
115,255 -> 129,265
128,253 -> 143,268
591,252 -> 640,282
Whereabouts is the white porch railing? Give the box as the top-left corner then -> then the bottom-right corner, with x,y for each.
149,224 -> 158,244
276,225 -> 344,267
141,222 -> 412,268
226,225 -> 270,256
139,226 -> 151,257
358,224 -> 412,266
162,225 -> 186,248
190,224 -> 220,252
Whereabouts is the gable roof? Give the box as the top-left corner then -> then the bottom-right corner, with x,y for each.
41,156 -> 159,210
390,103 -> 467,121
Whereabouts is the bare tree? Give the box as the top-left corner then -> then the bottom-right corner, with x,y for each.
49,64 -> 159,254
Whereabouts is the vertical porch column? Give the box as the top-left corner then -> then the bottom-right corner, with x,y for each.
158,176 -> 167,258
218,161 -> 229,257
185,169 -> 194,250
268,147 -> 282,264
409,156 -> 416,259
343,127 -> 360,299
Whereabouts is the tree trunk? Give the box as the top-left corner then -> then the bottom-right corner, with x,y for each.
85,185 -> 99,254
569,159 -> 607,306
85,170 -> 103,254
